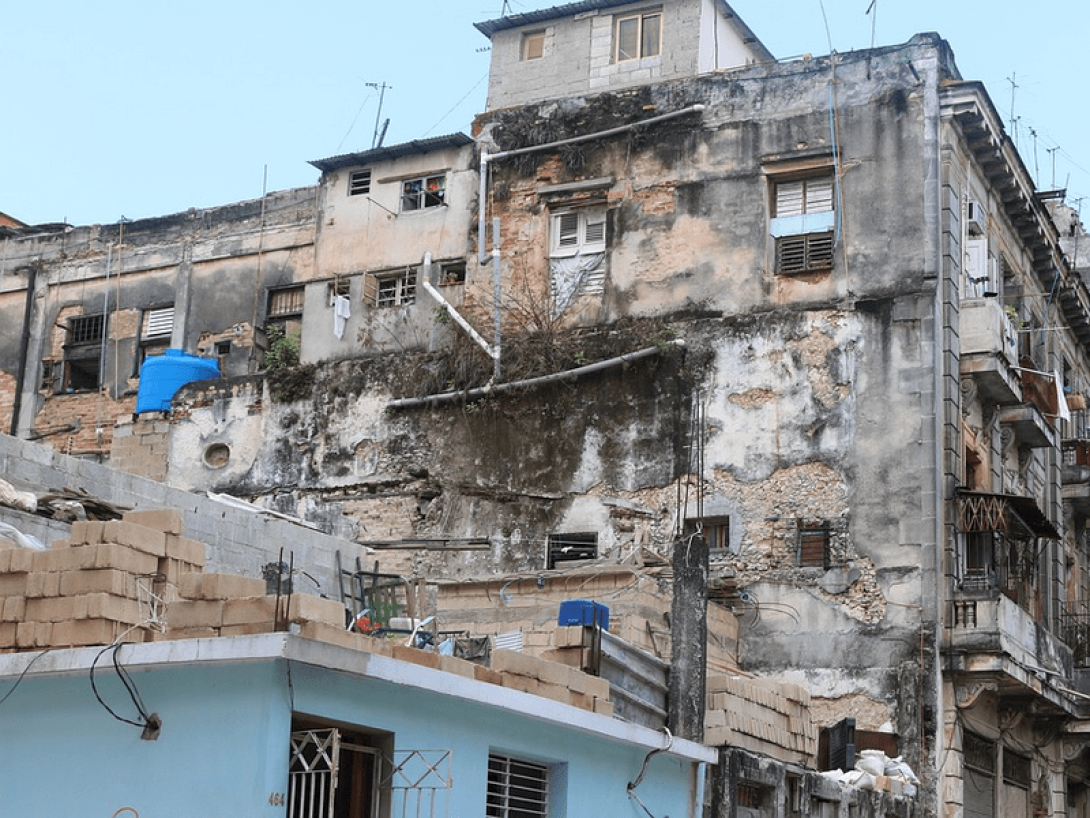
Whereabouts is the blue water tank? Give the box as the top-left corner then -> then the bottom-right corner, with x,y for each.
135,349 -> 221,414
557,599 -> 609,630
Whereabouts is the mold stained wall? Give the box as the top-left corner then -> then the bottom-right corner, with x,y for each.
0,190 -> 317,450
166,42 -> 946,735
305,143 -> 478,361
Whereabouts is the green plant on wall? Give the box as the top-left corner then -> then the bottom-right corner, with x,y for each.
264,325 -> 301,372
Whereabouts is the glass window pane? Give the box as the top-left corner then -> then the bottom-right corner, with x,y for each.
642,14 -> 661,57
617,17 -> 639,60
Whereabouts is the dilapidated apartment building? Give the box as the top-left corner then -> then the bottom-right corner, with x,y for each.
3,0 -> 1090,816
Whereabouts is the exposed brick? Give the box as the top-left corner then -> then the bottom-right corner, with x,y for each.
392,644 -> 440,669
1,596 -> 26,622
70,520 -> 106,545
166,599 -> 225,630
32,546 -> 96,573
8,549 -> 35,573
24,571 -> 62,598
91,544 -> 160,575
436,654 -> 478,679
159,557 -> 200,588
285,593 -> 346,628
16,621 -> 53,648
0,549 -> 11,573
593,697 -> 615,717
123,508 -> 184,535
182,573 -> 267,601
163,534 -> 206,566
221,596 -> 277,628
59,569 -> 134,598
0,621 -> 16,649
0,573 -> 28,596
553,625 -> 586,648
52,618 -> 123,647
101,520 -> 167,557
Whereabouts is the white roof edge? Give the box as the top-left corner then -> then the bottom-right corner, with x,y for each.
0,633 -> 718,764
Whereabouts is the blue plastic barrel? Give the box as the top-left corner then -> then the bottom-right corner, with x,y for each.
135,349 -> 221,414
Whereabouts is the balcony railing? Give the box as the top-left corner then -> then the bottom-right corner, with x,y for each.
1061,602 -> 1090,667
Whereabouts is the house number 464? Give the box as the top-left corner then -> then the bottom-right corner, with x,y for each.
269,793 -> 286,806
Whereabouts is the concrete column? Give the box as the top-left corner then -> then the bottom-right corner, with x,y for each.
668,532 -> 708,742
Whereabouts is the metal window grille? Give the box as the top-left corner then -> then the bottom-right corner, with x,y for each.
269,287 -> 306,317
547,533 -> 597,569
486,754 -> 549,818
349,169 -> 372,196
384,750 -> 452,818
68,314 -> 105,345
1003,750 -> 1031,788
288,728 -> 340,818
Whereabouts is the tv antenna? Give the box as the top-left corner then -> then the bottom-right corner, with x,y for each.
365,82 -> 392,149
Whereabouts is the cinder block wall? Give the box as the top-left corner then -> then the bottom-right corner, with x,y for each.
0,434 -> 369,596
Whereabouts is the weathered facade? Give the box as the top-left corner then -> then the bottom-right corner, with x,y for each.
2,0 -> 1089,815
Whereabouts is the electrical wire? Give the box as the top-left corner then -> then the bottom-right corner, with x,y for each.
0,648 -> 54,709
90,643 -> 154,730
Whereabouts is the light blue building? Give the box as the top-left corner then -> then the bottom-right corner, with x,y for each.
0,632 -> 712,817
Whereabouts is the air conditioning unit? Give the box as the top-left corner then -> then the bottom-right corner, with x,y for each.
966,199 -> 985,235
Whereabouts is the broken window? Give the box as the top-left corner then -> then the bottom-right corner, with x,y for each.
437,261 -> 466,286
547,532 -> 597,569
401,175 -> 446,212
364,270 -> 417,308
521,30 -> 545,61
684,516 -> 730,555
770,173 -> 836,274
486,753 -> 553,818
62,314 -> 106,392
615,9 -> 662,61
349,169 -> 372,197
549,206 -> 607,316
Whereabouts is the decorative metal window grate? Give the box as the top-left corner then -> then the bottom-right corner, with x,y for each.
486,754 -> 549,818
1003,749 -> 1031,788
288,728 -> 339,818
963,731 -> 995,774
384,750 -> 452,818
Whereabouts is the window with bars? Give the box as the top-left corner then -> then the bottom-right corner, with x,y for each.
349,169 -> 372,196
615,9 -> 662,61
62,314 -> 106,392
68,314 -> 105,345
771,174 -> 836,274
364,270 -> 417,308
486,754 -> 550,818
963,731 -> 996,818
547,533 -> 597,569
401,175 -> 446,212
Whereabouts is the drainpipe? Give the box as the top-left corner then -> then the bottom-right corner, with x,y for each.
10,261 -> 38,436
387,339 -> 685,410
421,253 -> 498,364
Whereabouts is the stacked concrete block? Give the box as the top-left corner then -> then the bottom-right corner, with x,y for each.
109,419 -> 170,482
705,674 -> 818,766
492,648 -> 613,715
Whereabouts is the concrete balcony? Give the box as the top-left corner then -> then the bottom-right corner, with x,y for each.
960,298 -> 1022,405
999,401 -> 1056,448
946,592 -> 1084,716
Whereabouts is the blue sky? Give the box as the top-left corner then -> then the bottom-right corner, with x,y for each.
3,1 -> 1086,227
